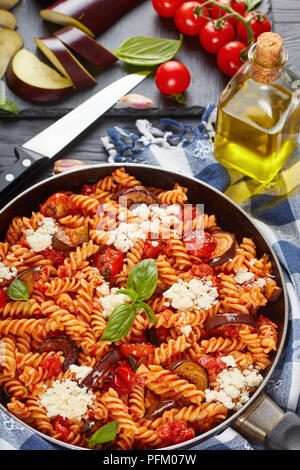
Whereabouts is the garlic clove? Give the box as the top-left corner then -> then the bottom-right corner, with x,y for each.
54,159 -> 88,174
119,93 -> 153,109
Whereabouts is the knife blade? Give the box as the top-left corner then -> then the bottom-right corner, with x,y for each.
0,71 -> 149,200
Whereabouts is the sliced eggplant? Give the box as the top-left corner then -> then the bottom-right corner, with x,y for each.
264,282 -> 282,303
52,223 -> 89,251
79,347 -> 123,389
145,326 -> 160,347
170,360 -> 208,391
205,313 -> 257,332
111,187 -> 159,208
210,232 -> 236,267
38,335 -> 78,371
16,266 -> 41,295
145,391 -> 176,419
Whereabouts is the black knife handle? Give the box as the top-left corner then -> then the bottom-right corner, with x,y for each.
0,146 -> 49,203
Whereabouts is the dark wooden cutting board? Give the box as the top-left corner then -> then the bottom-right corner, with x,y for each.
1,0 -> 272,118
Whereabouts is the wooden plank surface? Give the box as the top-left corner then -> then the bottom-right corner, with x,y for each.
1,0 -> 270,118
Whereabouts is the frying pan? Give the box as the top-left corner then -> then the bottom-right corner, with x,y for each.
0,163 -> 299,451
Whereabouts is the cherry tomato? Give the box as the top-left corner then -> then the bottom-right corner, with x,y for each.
53,416 -> 71,440
40,356 -> 62,377
158,420 -> 195,446
183,230 -> 217,258
40,193 -> 77,219
217,40 -> 246,76
0,288 -> 7,308
152,0 -> 185,18
210,0 -> 229,19
120,343 -> 155,358
155,61 -> 191,95
191,263 -> 215,279
40,247 -> 65,268
198,355 -> 227,373
112,362 -> 136,395
199,19 -> 235,54
174,2 -> 209,36
143,240 -> 162,259
237,12 -> 272,45
229,0 -> 246,26
92,247 -> 124,280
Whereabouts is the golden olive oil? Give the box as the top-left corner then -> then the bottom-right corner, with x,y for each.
214,33 -> 300,183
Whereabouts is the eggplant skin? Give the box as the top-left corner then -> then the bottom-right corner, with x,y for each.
209,232 -> 236,267
52,223 -> 89,251
170,360 -> 208,391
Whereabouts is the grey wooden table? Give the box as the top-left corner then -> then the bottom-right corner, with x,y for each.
0,0 -> 299,202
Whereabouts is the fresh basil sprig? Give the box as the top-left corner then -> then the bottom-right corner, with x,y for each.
7,279 -> 30,301
100,259 -> 158,342
112,35 -> 183,66
88,421 -> 119,448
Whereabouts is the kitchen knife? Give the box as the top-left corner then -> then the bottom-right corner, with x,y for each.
0,71 -> 149,199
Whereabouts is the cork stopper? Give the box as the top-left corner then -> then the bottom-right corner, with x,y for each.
251,32 -> 285,84
256,32 -> 283,66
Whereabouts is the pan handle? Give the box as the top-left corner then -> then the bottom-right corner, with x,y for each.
233,392 -> 300,450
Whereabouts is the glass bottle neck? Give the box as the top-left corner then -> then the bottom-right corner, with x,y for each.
248,43 -> 288,84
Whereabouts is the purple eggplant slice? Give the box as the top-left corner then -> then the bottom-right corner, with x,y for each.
205,313 -> 257,332
170,360 -> 209,391
16,266 -> 41,295
38,335 -> 78,371
79,347 -> 123,389
210,232 -> 236,267
52,223 -> 89,251
145,395 -> 176,419
111,187 -> 159,208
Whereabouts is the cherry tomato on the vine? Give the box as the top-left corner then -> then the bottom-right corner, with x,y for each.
152,0 -> 185,18
155,61 -> 191,95
199,19 -> 235,54
210,0 -> 229,19
217,40 -> 246,76
237,12 -> 272,45
174,1 -> 209,36
229,0 -> 247,26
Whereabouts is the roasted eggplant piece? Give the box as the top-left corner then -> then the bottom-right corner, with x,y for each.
205,313 -> 257,332
210,232 -> 236,267
38,335 -> 78,371
170,360 -> 208,391
52,223 -> 89,251
79,347 -> 123,389
145,326 -> 160,347
16,266 -> 41,295
111,187 -> 159,208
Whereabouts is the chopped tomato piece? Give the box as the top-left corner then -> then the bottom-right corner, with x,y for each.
143,240 -> 162,259
81,184 -> 95,195
40,193 -> 77,219
92,247 -> 124,280
0,288 -> 7,308
183,230 -> 216,258
40,356 -> 62,377
191,263 -> 214,279
120,343 -> 155,358
40,247 -> 65,268
198,355 -> 227,374
103,361 -> 136,396
53,416 -> 71,440
158,420 -> 195,446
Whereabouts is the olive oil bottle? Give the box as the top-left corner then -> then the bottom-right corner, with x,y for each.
214,33 -> 300,183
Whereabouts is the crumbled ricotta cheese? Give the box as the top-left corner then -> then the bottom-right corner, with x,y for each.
69,365 -> 92,381
39,379 -> 95,420
234,269 -> 255,285
131,203 -> 181,225
96,280 -> 111,296
25,217 -> 57,252
106,222 -> 146,253
204,358 -> 263,411
100,287 -> 131,318
163,278 -> 219,311
0,262 -> 17,283
255,278 -> 267,288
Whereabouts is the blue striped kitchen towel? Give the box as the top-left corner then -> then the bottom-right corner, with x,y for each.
0,105 -> 299,451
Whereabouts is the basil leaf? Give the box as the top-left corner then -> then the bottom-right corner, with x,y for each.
0,81 -> 19,114
127,259 -> 158,301
100,304 -> 136,342
112,35 -> 183,66
116,288 -> 138,303
245,0 -> 262,12
7,280 -> 29,301
88,421 -> 119,447
136,301 -> 157,324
